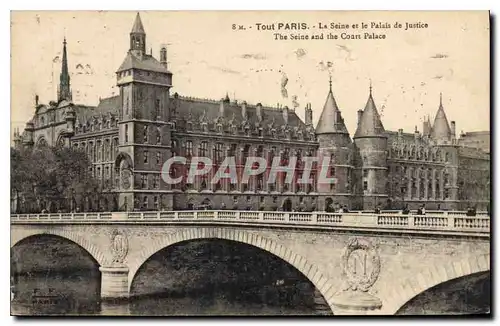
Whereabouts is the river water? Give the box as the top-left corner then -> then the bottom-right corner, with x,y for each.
11,271 -> 330,316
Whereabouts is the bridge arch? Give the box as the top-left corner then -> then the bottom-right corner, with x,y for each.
128,227 -> 337,311
11,229 -> 108,266
381,253 -> 490,315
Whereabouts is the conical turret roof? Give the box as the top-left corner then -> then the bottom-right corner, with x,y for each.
431,93 -> 451,140
354,86 -> 386,138
315,79 -> 349,134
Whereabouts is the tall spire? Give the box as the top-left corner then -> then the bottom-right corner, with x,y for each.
58,37 -> 71,102
131,12 -> 145,34
130,12 -> 146,54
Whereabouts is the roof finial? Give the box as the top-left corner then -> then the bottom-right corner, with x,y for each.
328,73 -> 332,91
439,92 -> 443,107
369,78 -> 373,95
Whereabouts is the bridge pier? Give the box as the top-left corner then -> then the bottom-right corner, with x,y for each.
330,290 -> 382,315
99,266 -> 130,300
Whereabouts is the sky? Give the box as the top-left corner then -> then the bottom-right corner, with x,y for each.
11,11 -> 490,138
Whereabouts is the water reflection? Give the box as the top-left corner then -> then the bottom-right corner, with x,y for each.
11,275 -> 328,316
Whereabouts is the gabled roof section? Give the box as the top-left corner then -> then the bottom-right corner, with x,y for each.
117,52 -> 170,74
131,12 -> 145,34
315,80 -> 349,135
431,93 -> 451,140
354,86 -> 386,138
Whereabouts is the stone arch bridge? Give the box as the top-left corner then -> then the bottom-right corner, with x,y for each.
11,210 -> 490,315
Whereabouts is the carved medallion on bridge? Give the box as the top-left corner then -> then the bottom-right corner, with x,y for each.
341,238 -> 381,292
110,229 -> 128,264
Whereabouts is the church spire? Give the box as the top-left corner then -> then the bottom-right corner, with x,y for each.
58,37 -> 71,102
130,12 -> 146,55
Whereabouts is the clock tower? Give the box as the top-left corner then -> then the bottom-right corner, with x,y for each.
115,13 -> 173,211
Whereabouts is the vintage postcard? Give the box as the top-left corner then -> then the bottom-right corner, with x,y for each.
10,11 -> 490,316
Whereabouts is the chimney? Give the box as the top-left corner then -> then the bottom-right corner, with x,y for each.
283,106 -> 289,125
357,109 -> 363,125
304,103 -> 312,125
256,103 -> 263,122
450,121 -> 456,138
241,101 -> 247,119
398,128 -> 403,140
35,94 -> 39,106
160,46 -> 168,69
219,98 -> 225,117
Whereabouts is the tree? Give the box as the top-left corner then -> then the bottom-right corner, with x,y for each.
11,146 -> 101,213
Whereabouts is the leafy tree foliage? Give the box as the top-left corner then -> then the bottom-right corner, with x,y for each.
11,146 -> 101,213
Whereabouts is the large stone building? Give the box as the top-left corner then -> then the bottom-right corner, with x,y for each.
13,13 -> 490,212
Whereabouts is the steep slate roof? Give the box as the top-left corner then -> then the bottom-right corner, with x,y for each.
315,83 -> 349,134
96,95 -> 121,115
431,93 -> 451,140
354,89 -> 386,138
73,96 -> 119,124
117,52 -> 170,73
386,130 -> 418,143
172,96 -> 306,128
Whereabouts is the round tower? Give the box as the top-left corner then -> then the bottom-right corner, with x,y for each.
315,77 -> 353,211
353,84 -> 388,210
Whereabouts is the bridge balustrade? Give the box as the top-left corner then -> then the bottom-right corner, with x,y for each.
10,210 -> 490,235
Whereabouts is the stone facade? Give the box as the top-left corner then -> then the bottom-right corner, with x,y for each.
13,13 -> 490,212
11,222 -> 490,315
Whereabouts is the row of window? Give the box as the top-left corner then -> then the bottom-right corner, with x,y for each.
139,174 -> 161,189
391,178 -> 451,200
390,146 -> 451,162
179,120 -> 315,141
123,95 -> 162,120
76,118 -> 118,134
123,125 -> 162,144
172,140 -> 317,163
73,138 -> 119,163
